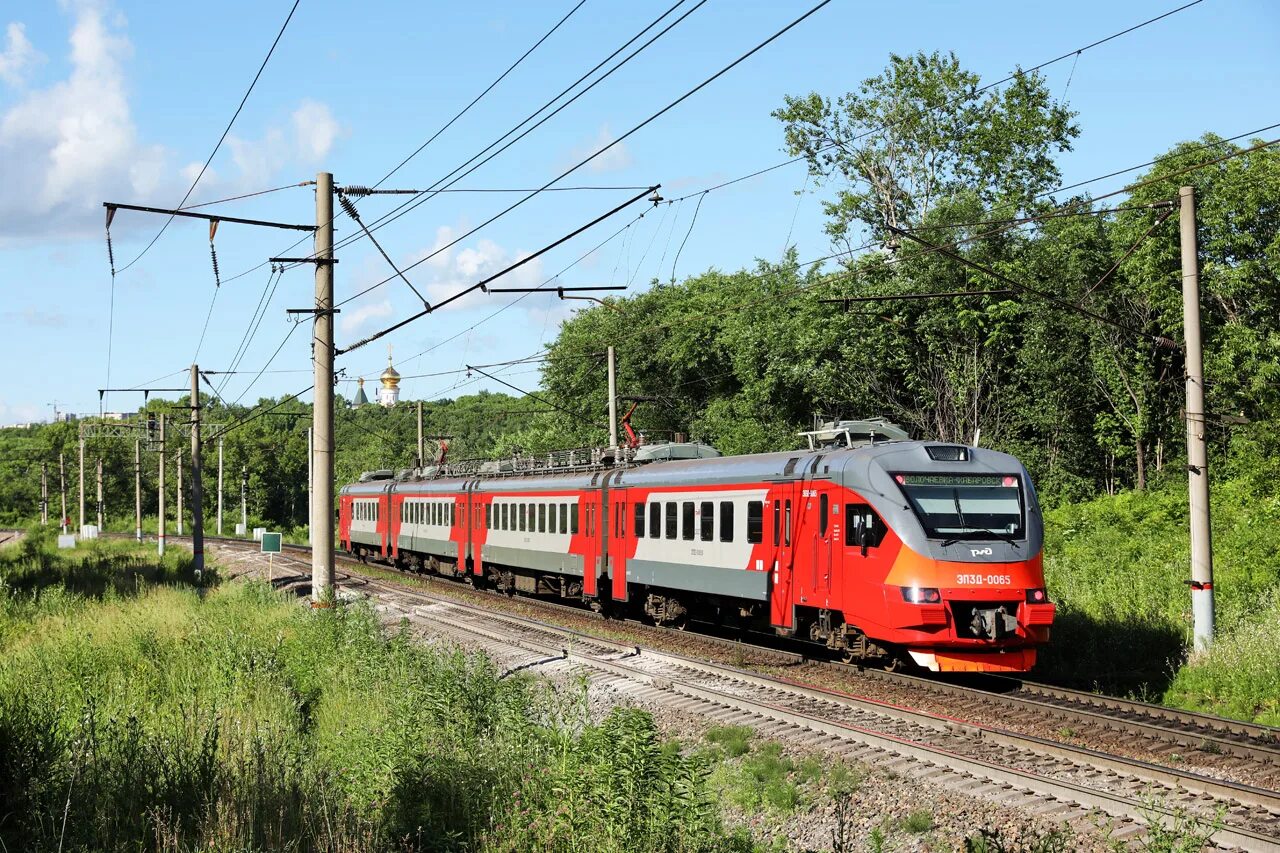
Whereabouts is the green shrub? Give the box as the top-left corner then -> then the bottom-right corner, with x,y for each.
0,541 -> 744,853
704,724 -> 754,758
1039,477 -> 1280,714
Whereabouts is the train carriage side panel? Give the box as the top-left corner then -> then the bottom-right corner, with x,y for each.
471,472 -> 603,590
612,452 -> 808,610
392,477 -> 469,566
343,482 -> 391,556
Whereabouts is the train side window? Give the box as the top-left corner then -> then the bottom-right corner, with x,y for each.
665,503 -> 677,539
559,503 -> 567,534
538,504 -> 546,533
699,501 -> 713,541
719,501 -> 734,542
747,501 -> 763,543
517,504 -> 524,532
845,503 -> 888,549
820,494 -> 829,537
784,500 -> 792,546
633,503 -> 645,538
617,502 -> 625,537
571,503 -> 579,535
649,503 -> 660,539
681,502 -> 695,540
773,502 -> 780,546
485,504 -> 492,529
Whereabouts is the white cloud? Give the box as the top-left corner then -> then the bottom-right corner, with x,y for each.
222,103 -> 343,191
0,2 -> 168,240
0,22 -> 43,86
337,230 -> 548,347
0,2 -> 343,244
340,299 -> 393,334
4,306 -> 68,327
292,99 -> 340,161
568,123 -> 633,174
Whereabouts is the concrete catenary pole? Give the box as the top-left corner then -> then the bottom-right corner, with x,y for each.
312,171 -> 336,603
307,426 -> 313,546
40,462 -> 48,525
158,413 -> 166,556
134,439 -> 142,541
176,448 -> 184,536
59,452 -> 66,533
1180,185 -> 1214,651
190,364 -> 205,578
241,464 -> 248,534
217,438 -> 224,536
607,345 -> 619,451
416,400 -> 424,469
96,457 -> 104,531
78,432 -> 85,532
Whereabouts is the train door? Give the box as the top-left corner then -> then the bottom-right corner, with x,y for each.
389,494 -> 401,562
378,488 -> 391,559
339,495 -> 351,551
579,485 -> 600,598
769,480 -> 798,628
807,479 -> 836,609
609,487 -> 628,601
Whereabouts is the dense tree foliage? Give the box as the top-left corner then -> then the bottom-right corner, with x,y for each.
2,52 -> 1277,527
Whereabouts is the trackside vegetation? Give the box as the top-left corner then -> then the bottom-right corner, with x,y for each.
1040,459 -> 1280,722
0,532 -> 751,853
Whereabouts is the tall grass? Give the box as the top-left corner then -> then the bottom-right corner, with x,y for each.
0,535 -> 746,852
1040,478 -> 1280,719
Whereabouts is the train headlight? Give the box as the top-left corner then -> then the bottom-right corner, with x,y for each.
1026,588 -> 1048,603
902,586 -> 941,604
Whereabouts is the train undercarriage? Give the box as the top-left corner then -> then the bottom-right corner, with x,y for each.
346,543 -> 936,669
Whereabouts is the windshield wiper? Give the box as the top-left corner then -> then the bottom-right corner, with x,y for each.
939,528 -> 1021,549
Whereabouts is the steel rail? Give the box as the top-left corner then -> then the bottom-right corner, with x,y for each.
355,580 -> 1280,851
186,535 -> 1280,774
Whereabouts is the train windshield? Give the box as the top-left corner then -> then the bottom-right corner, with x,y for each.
893,473 -> 1024,541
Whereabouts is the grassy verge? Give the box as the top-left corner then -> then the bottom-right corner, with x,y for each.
0,531 -> 750,852
1040,477 -> 1280,723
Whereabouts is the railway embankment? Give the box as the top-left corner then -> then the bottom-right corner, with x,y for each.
4,530 -> 1236,852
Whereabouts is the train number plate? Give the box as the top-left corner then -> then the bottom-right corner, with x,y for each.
956,574 -> 1012,585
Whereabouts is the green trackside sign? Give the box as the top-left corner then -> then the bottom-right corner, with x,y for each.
261,532 -> 282,554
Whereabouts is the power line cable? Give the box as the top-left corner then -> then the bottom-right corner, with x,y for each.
321,0 -> 708,289
219,0 -> 690,288
356,209 -> 647,380
116,0 -> 301,273
338,187 -> 657,356
231,321 -> 302,407
181,180 -> 314,211
375,0 -> 590,188
665,0 -> 1208,206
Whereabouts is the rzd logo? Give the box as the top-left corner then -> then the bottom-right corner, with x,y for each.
969,547 -> 994,557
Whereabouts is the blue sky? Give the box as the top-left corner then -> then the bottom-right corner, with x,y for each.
1,0 -> 1276,424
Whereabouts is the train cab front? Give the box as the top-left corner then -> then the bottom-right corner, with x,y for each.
851,443 -> 1056,673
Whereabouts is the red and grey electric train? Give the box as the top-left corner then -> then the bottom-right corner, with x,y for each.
339,424 -> 1055,673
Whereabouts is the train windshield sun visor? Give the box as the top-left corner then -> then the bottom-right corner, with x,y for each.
892,473 -> 1025,542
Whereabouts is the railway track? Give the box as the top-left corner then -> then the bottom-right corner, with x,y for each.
109,533 -> 1280,847
251,538 -> 1280,777
311,556 -> 1280,850
821,664 -> 1280,782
